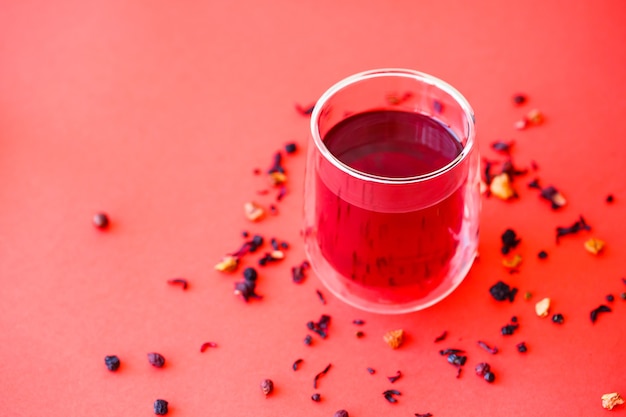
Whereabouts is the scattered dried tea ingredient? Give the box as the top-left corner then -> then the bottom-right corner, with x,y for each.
502,254 -> 522,270
285,142 -> 297,154
490,173 -> 516,200
167,278 -> 188,290
383,389 -> 402,403
93,212 -> 110,229
491,140 -> 515,154
244,201 -> 265,221
333,410 -> 349,417
261,379 -> 274,397
516,342 -> 528,353
304,335 -> 313,345
355,331 -> 365,338
104,355 -> 120,371
383,329 -> 404,349
153,399 -> 169,415
489,281 -> 518,302
414,413 -> 433,417
590,305 -> 612,323
501,323 -> 519,336
537,250 -> 548,259
551,313 -> 564,324
606,294 -> 615,302
292,359 -> 303,371
524,291 -> 532,300
584,238 -> 605,255
535,297 -> 551,317
501,229 -> 521,254
556,216 -> 591,242
620,292 -> 626,300
606,194 -> 615,203
387,370 -> 402,383
352,319 -> 365,325
311,393 -> 321,402
484,371 -> 496,383
514,119 -> 528,130
434,330 -> 448,343
200,342 -> 218,352
291,261 -> 310,284
313,363 -> 332,389
214,255 -> 239,272
526,109 -> 544,124
513,94 -> 527,105
475,362 -> 491,376
366,367 -> 376,374
147,352 -> 165,368
316,289 -> 327,305
307,315 -> 332,339
234,279 -> 262,302
477,340 -> 499,354
601,392 -> 624,410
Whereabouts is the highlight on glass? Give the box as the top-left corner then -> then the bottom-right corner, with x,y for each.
303,69 -> 480,314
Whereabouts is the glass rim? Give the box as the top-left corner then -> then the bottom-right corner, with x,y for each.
310,68 -> 476,184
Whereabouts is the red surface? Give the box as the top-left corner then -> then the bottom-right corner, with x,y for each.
1,1 -> 625,416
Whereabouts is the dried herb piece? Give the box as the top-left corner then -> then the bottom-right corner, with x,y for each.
153,399 -> 169,415
93,213 -> 110,229
366,367 -> 376,374
477,340 -> 498,354
167,278 -> 188,290
513,94 -> 527,105
601,392 -> 624,410
383,329 -> 404,349
261,379 -> 274,397
355,331 -> 364,338
446,352 -> 467,366
304,335 -> 313,345
147,352 -> 165,368
514,119 -> 528,130
606,194 -> 615,203
104,355 -> 120,372
333,410 -> 349,417
584,238 -> 605,255
313,363 -> 332,389
415,413 -> 433,417
439,348 -> 465,356
489,281 -> 518,302
352,319 -> 365,325
500,323 -> 519,336
501,229 -> 521,254
475,362 -> 490,376
234,279 -> 262,302
292,359 -> 303,371
434,330 -> 448,343
491,140 -> 514,154
538,250 -> 548,259
535,297 -> 551,317
387,370 -> 402,383
295,103 -> 315,116
316,289 -> 326,305
383,389 -> 401,403
200,342 -> 217,352
268,171 -> 287,186
516,342 -> 527,353
590,305 -> 612,323
311,393 -> 321,402
285,142 -> 297,154
291,261 -> 310,284
540,186 -> 567,209
606,294 -> 615,302
551,313 -> 564,324
276,185 -> 288,201
307,315 -> 331,339
526,109 -> 544,124
556,216 -> 591,243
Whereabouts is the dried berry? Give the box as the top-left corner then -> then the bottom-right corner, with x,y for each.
304,335 -> 313,345
383,329 -> 404,349
491,140 -> 514,154
489,281 -> 518,302
261,379 -> 274,397
606,294 -> 615,302
484,371 -> 496,383
475,362 -> 490,376
104,355 -> 120,372
513,94 -> 527,105
292,359 -> 303,371
93,212 -> 110,229
355,331 -> 364,338
516,342 -> 528,353
537,250 -> 548,259
446,352 -> 467,366
153,399 -> 168,415
501,323 -> 519,336
234,280 -> 262,302
590,305 -> 612,323
606,194 -> 615,203
535,297 -> 551,317
333,410 -> 349,417
551,313 -> 564,324
147,352 -> 165,368
353,319 -> 365,325
601,392 -> 624,410
501,229 -> 521,254
584,238 -> 605,255
285,142 -> 297,154
311,393 -> 321,402
291,261 -> 309,284
366,367 -> 376,374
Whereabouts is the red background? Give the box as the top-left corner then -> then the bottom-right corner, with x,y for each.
1,1 -> 625,416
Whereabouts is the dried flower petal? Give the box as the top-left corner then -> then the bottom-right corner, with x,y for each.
584,238 -> 605,255
601,392 -> 624,410
244,201 -> 265,221
502,254 -> 522,269
490,173 -> 516,200
214,255 -> 239,272
383,329 -> 404,349
535,297 -> 551,318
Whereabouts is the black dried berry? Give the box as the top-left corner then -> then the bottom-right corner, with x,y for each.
147,352 -> 165,368
501,229 -> 521,254
285,143 -> 297,154
551,313 -> 564,324
93,212 -> 110,229
311,393 -> 321,402
304,335 -> 313,345
606,294 -> 615,302
484,371 -> 496,383
243,267 -> 258,282
475,362 -> 490,376
334,410 -> 349,417
104,355 -> 120,371
154,399 -> 169,415
538,250 -> 548,259
513,94 -> 527,105
490,281 -> 517,302
516,342 -> 527,353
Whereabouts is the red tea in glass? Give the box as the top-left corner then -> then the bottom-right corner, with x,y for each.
304,69 -> 479,313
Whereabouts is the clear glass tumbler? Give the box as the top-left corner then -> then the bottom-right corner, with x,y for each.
303,69 -> 480,314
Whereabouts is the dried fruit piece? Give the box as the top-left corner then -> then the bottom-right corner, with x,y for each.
104,355 -> 120,371
527,109 -> 544,124
535,297 -> 551,317
584,238 -> 605,255
601,392 -> 624,410
244,201 -> 265,221
268,171 -> 287,185
260,379 -> 274,396
147,352 -> 165,368
214,255 -> 239,272
502,254 -> 522,269
383,329 -> 404,349
490,173 -> 516,200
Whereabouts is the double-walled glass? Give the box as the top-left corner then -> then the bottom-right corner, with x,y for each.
304,69 -> 480,314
